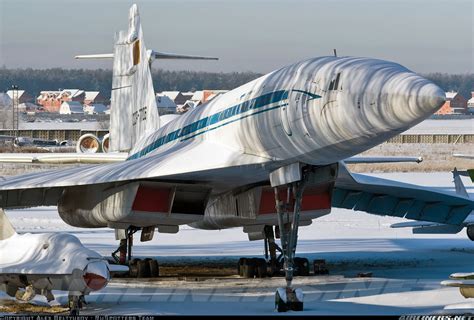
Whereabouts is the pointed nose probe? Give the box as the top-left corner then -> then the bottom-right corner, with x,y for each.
385,75 -> 446,128
416,82 -> 446,114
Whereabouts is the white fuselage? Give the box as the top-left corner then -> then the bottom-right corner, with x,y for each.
130,56 -> 444,166
56,56 -> 445,230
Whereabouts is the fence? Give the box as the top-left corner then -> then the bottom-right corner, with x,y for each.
0,130 -> 472,144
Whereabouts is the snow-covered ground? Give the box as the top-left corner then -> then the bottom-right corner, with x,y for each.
1,172 -> 474,315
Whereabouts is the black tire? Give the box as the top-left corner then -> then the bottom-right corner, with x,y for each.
242,259 -> 256,278
137,259 -> 151,278
290,300 -> 304,311
238,258 -> 247,276
467,226 -> 474,241
128,258 -> 140,278
255,258 -> 267,278
275,290 -> 288,312
149,259 -> 159,277
294,257 -> 310,276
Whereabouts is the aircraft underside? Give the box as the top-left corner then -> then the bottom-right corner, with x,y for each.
56,163 -> 339,233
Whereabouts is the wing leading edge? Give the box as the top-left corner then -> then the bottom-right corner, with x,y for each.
0,145 -> 472,227
0,140 -> 277,191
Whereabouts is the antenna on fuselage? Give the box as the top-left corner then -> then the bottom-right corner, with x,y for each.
333,49 -> 337,57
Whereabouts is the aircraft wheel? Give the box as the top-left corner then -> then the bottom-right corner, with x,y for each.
68,295 -> 81,316
149,259 -> 160,277
237,258 -> 247,276
294,257 -> 310,276
138,259 -> 151,278
275,288 -> 304,312
467,225 -> 474,241
313,259 -> 329,275
242,258 -> 256,278
275,290 -> 286,312
255,258 -> 267,278
128,258 -> 140,278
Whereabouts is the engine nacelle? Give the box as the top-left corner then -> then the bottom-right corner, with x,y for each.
58,183 -> 139,228
76,133 -> 101,153
466,225 -> 474,241
101,133 -> 110,153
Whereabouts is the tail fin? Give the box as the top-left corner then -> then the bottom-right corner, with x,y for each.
109,4 -> 159,152
453,167 -> 470,198
0,208 -> 16,240
75,4 -> 218,153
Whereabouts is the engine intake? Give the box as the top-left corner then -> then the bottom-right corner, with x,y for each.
76,134 -> 101,153
101,133 -> 110,153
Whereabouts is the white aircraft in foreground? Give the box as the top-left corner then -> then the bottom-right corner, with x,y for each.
442,272 -> 474,299
0,209 -> 121,314
0,4 -> 473,312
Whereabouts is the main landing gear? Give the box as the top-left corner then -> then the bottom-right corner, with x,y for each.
111,227 -> 160,278
238,164 -> 324,312
68,294 -> 85,315
237,226 -> 310,279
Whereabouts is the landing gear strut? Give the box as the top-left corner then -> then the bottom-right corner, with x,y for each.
68,294 -> 85,315
264,225 -> 282,276
273,167 -> 310,312
111,227 -> 160,278
112,227 -> 139,265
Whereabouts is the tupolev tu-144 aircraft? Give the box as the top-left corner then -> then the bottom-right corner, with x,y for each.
0,4 -> 473,312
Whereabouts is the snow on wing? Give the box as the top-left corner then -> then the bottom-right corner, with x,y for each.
0,140 -> 274,190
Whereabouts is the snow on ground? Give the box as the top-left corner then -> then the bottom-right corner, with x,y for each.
1,172 -> 474,315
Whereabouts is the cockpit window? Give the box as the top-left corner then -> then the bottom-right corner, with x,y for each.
328,72 -> 341,91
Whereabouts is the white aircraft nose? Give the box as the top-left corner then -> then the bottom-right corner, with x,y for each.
411,81 -> 445,115
383,73 -> 445,130
83,261 -> 110,291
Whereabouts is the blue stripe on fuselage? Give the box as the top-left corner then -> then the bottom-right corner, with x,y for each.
127,89 -> 320,160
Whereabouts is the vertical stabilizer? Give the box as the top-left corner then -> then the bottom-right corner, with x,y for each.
109,4 -> 160,152
453,168 -> 470,198
0,208 -> 16,240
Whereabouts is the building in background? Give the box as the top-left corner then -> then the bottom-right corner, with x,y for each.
36,91 -> 62,112
37,89 -> 107,113
0,93 -> 12,107
202,90 -> 228,103
435,91 -> 468,115
468,92 -> 474,114
160,91 -> 187,107
59,101 -> 84,114
6,90 -> 33,104
84,91 -> 107,106
84,104 -> 108,115
158,89 -> 229,114
156,94 -> 178,114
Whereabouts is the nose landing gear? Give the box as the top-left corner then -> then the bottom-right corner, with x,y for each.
272,164 -> 314,312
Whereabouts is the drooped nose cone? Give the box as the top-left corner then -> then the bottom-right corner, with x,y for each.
382,72 -> 445,130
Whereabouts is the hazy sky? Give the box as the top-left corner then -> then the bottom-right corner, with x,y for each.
0,0 -> 472,73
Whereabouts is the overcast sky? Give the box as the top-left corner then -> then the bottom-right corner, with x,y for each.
0,0 -> 472,74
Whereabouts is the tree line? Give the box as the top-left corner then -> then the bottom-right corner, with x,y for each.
0,68 -> 262,101
0,68 -> 473,101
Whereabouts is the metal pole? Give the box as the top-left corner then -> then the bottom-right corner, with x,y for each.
11,85 -> 19,138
